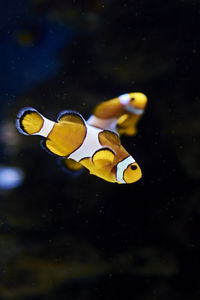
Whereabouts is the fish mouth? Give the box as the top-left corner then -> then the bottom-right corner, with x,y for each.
125,105 -> 144,115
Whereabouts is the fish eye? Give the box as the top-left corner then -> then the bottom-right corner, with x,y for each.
130,97 -> 135,101
130,165 -> 137,170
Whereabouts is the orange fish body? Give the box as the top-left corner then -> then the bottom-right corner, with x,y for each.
16,108 -> 142,184
87,92 -> 147,136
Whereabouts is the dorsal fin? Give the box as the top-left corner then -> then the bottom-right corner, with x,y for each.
101,130 -> 121,147
92,148 -> 115,168
57,110 -> 85,125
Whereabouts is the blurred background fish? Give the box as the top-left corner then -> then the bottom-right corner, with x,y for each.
87,92 -> 148,135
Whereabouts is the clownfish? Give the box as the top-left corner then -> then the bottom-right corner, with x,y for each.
16,108 -> 142,184
87,92 -> 147,136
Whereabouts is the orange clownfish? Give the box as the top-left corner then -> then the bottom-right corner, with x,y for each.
87,92 -> 147,136
16,108 -> 142,184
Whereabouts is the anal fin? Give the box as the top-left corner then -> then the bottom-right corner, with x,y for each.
62,158 -> 83,171
41,139 -> 66,157
58,157 -> 84,177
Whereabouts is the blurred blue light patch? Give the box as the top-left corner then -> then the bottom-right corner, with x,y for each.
0,166 -> 24,190
0,0 -> 75,97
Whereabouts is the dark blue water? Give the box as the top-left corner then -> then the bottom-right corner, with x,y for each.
0,0 -> 199,299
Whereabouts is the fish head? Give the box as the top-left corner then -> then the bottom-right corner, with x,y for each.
123,162 -> 142,183
128,92 -> 147,110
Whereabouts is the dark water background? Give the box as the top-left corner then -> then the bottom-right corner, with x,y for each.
0,0 -> 200,299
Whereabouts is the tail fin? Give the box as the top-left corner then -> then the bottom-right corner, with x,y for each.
16,107 -> 44,136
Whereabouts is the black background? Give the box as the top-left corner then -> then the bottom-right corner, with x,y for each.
0,0 -> 200,299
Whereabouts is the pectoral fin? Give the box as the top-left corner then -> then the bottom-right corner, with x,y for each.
117,114 -> 129,127
92,148 -> 115,169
